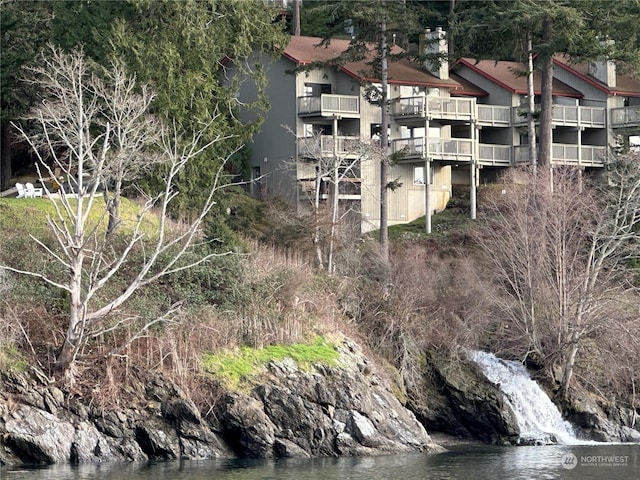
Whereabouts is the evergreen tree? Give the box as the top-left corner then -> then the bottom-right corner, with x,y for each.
0,0 -> 52,191
4,0 -> 288,215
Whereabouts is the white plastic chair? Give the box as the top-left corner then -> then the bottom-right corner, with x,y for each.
15,183 -> 26,198
25,182 -> 43,198
16,183 -> 27,198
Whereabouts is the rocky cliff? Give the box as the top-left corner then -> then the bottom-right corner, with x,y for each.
0,338 -> 442,465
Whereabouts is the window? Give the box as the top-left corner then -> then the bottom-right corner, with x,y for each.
414,165 -> 434,185
304,83 -> 331,96
370,123 -> 381,141
304,124 -> 314,138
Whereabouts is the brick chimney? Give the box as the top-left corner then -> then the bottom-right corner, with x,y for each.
422,27 -> 449,80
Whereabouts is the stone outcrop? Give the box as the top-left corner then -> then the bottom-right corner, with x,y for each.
0,369 -> 230,466
564,389 -> 640,443
0,338 -> 442,466
217,340 -> 443,458
408,351 -> 521,444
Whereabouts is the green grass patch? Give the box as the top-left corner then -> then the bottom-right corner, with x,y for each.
202,337 -> 339,390
0,345 -> 28,373
388,209 -> 475,241
0,196 -> 159,238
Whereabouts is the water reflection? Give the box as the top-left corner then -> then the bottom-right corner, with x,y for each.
3,444 -> 639,480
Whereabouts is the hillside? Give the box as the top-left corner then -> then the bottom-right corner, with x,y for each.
1,176 -> 639,464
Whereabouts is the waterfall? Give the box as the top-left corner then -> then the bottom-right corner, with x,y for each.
468,350 -> 578,445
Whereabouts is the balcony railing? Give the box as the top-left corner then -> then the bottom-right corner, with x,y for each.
392,137 -> 425,157
391,96 -> 475,121
298,135 -> 362,158
477,105 -> 511,127
478,144 -> 511,166
514,144 -> 606,166
512,105 -> 606,128
298,177 -> 362,200
611,105 -> 640,128
392,137 -> 474,162
578,107 -> 606,127
297,94 -> 360,117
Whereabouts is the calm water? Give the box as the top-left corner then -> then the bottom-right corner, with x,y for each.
2,444 -> 639,480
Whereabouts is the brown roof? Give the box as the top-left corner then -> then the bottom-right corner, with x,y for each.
454,58 -> 583,98
553,55 -> 640,97
282,36 -> 460,89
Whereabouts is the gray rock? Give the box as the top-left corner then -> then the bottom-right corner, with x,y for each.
135,422 -> 180,459
71,421 -> 115,463
4,405 -> 74,463
219,393 -> 276,458
223,339 -> 443,458
620,426 -> 640,443
409,351 -> 520,443
346,410 -> 382,448
274,438 -> 312,458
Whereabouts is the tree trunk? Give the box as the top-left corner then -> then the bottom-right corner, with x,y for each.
328,116 -> 339,274
527,34 -> 537,170
538,14 -> 553,170
560,332 -> 579,399
292,0 -> 300,36
0,123 -> 12,192
314,168 -> 324,270
56,255 -> 85,384
105,192 -> 121,238
379,17 -> 389,262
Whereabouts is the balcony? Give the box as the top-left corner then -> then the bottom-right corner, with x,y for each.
391,96 -> 475,123
478,144 -> 511,166
611,105 -> 640,129
298,135 -> 363,158
297,94 -> 360,118
477,105 -> 511,127
298,177 -> 362,201
512,105 -> 606,128
392,137 -> 473,162
513,144 -> 607,166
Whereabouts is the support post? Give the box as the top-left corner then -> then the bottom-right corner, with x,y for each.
425,117 -> 431,234
470,119 -> 477,221
470,162 -> 477,220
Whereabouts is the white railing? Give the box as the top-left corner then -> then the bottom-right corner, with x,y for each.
579,107 -> 606,127
392,96 -> 475,121
477,105 -> 511,126
298,135 -> 362,157
392,137 -> 473,161
428,139 -> 474,159
552,105 -> 579,125
611,105 -> 640,127
297,94 -> 359,116
392,137 -> 425,157
513,105 -> 606,128
579,146 -> 607,165
478,144 -> 511,165
514,144 -> 606,165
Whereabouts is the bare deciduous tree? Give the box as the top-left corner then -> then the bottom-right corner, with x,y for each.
94,59 -> 160,237
1,46 -> 238,386
477,157 -> 640,399
288,126 -> 369,273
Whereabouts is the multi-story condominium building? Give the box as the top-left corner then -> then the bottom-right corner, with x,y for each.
238,30 -> 640,234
